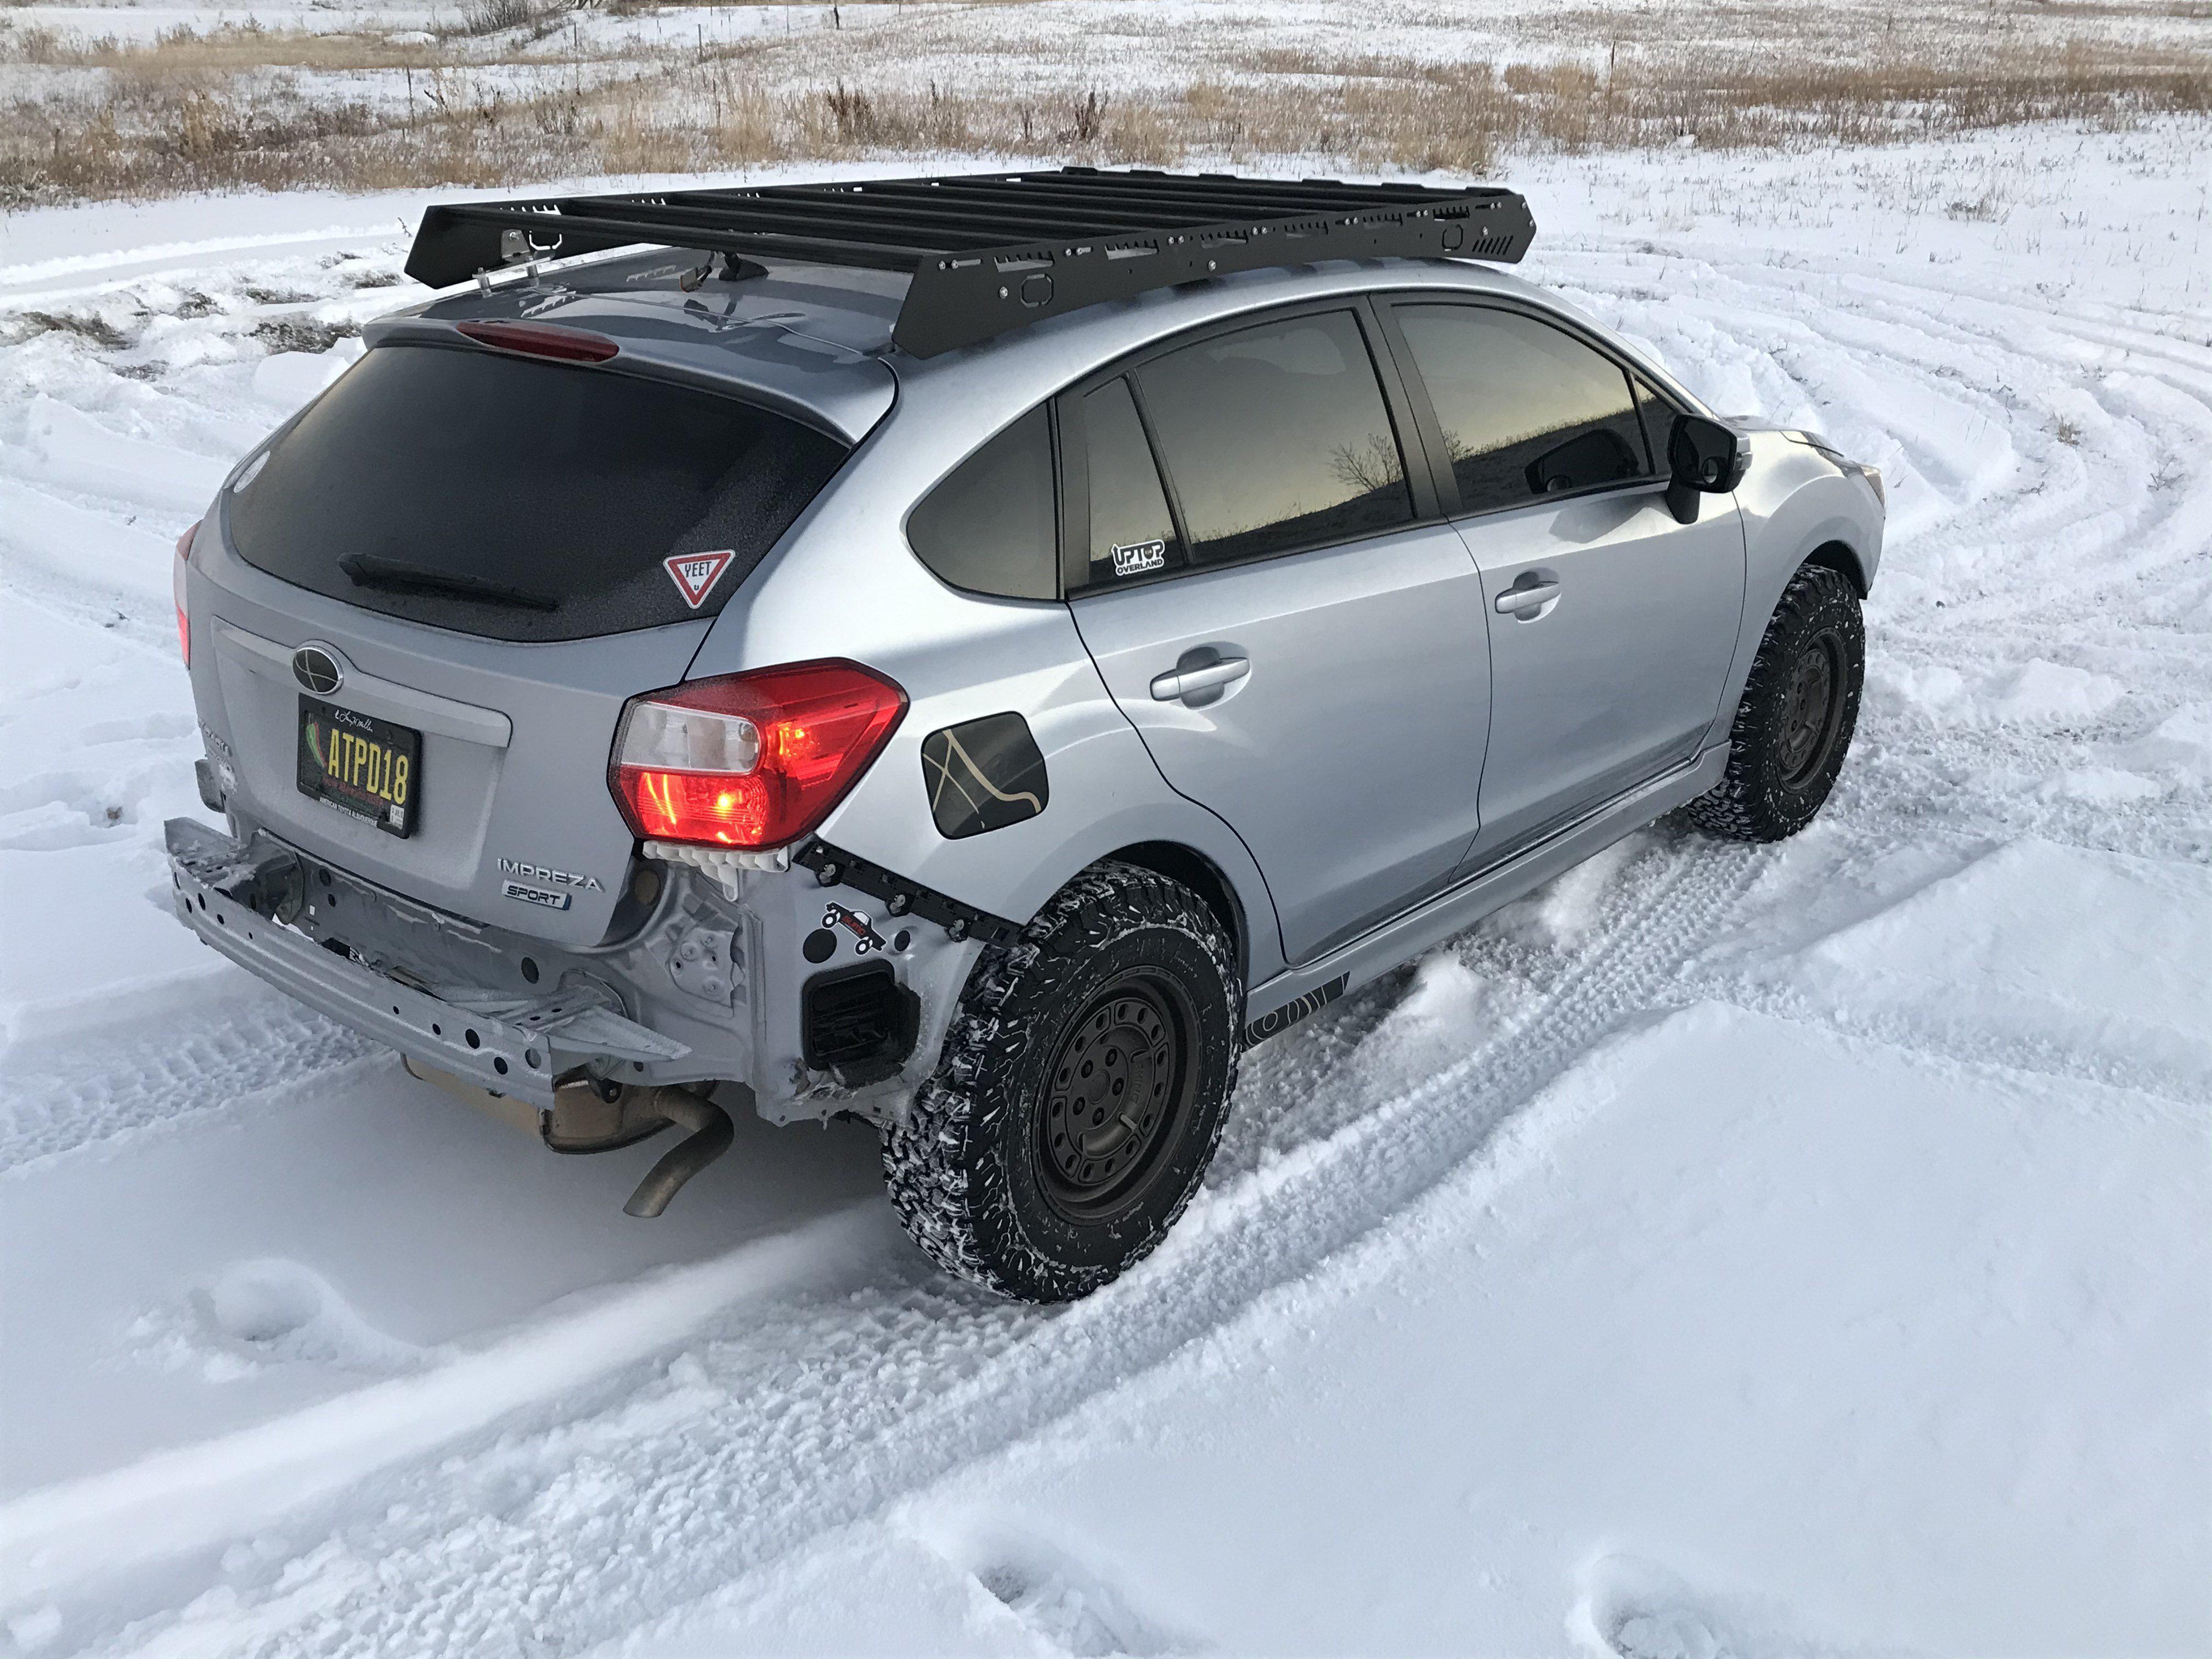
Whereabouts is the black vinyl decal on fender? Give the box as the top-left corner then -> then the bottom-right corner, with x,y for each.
921,713 -> 1048,839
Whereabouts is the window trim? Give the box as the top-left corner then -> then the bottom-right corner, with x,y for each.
1057,296 -> 1441,600
1373,294 -> 1684,523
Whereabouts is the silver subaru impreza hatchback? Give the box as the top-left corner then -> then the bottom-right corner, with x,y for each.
166,170 -> 1884,1301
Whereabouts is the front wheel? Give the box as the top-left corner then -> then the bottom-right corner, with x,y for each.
882,862 -> 1241,1304
1689,561 -> 1865,842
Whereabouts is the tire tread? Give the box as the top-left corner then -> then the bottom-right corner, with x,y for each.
882,861 -> 1240,1302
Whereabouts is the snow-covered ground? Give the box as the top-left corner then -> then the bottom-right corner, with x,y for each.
2,119 -> 2209,1656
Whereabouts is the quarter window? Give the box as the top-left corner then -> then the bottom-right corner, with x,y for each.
906,408 -> 1057,601
1135,310 -> 1414,567
1395,305 -> 1655,515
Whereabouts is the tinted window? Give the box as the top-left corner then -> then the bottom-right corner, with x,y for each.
907,409 -> 1057,601
1135,311 -> 1413,566
1396,306 -> 1654,514
1081,376 -> 1183,585
228,345 -> 848,642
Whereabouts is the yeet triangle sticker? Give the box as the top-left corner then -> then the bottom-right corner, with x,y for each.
664,549 -> 736,608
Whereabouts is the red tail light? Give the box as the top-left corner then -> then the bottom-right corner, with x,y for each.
174,521 -> 198,666
609,661 -> 907,850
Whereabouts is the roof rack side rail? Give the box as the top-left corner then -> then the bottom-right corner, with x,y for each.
402,170 -> 1536,358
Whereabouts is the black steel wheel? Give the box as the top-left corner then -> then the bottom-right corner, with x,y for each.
882,862 -> 1241,1304
1689,561 -> 1865,843
1775,629 -> 1847,789
1037,973 -> 1197,1224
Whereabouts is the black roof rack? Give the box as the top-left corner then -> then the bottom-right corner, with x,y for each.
404,167 -> 1534,358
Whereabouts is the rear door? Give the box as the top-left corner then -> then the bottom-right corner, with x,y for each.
1379,301 -> 1745,868
1066,304 -> 1493,965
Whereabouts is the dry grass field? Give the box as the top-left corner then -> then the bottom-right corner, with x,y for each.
0,0 -> 2207,205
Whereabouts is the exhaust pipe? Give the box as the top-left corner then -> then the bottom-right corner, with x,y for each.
401,1059 -> 732,1217
623,1087 -> 734,1218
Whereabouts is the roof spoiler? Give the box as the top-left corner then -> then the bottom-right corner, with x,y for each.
403,167 -> 1536,358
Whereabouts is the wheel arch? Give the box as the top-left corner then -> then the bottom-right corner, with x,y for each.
1099,839 -> 1251,988
1802,537 -> 1871,598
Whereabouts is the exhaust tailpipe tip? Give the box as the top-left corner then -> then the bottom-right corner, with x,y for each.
623,1087 -> 734,1218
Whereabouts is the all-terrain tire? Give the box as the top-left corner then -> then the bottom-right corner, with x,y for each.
1689,561 -> 1865,842
882,862 -> 1242,1304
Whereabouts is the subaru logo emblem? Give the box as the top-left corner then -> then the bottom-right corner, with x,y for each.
292,645 -> 343,696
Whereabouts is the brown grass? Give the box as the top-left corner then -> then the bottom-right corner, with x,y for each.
1,2 -> 2207,207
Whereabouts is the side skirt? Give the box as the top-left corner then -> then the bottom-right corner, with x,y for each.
1240,744 -> 1728,1042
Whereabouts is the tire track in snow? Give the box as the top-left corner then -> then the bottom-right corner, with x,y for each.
0,997 -> 376,1175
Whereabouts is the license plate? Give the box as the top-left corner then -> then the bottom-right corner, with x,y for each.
297,697 -> 420,837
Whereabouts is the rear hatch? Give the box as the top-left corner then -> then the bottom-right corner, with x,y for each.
191,324 -> 889,947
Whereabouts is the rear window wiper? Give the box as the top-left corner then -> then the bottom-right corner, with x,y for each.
338,554 -> 560,613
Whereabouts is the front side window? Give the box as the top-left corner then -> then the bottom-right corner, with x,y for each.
1082,376 -> 1183,585
1135,310 -> 1414,567
906,408 -> 1057,601
1395,304 -> 1654,515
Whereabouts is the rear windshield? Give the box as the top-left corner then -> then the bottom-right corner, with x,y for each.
227,343 -> 849,642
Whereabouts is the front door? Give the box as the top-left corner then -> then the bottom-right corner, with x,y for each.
1066,308 -> 1493,964
1383,301 -> 1746,867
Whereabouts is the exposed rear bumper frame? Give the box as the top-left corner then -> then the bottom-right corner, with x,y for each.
165,818 -> 688,1108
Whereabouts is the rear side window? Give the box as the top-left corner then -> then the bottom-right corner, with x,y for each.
1395,305 -> 1654,515
1081,376 -> 1183,586
227,345 -> 848,642
906,408 -> 1057,601
1134,311 -> 1413,567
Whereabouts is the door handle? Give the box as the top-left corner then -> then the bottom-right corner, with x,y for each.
1150,656 -> 1250,701
1494,580 -> 1561,615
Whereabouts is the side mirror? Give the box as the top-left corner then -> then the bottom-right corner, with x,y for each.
1665,414 -> 1750,524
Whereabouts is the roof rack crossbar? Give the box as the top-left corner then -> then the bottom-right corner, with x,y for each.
417,201 -> 932,270
404,168 -> 1534,358
652,186 -> 1221,243
611,179 -> 1393,249
776,179 -> 1372,236
954,171 -> 1506,212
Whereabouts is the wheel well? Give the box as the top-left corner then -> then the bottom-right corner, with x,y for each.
1803,539 -> 1869,597
1101,841 -> 1247,979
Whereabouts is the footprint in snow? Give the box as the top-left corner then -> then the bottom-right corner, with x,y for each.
913,1520 -> 1195,1656
975,1549 -> 1188,1658
180,1259 -> 439,1378
1571,1554 -> 1914,1659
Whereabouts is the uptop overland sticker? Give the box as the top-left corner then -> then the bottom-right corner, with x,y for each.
921,713 -> 1048,840
663,549 -> 736,608
1109,539 -> 1167,578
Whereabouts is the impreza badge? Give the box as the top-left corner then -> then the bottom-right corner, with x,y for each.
496,857 -> 605,893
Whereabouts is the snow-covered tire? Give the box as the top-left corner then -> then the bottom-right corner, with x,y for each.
1689,561 -> 1865,843
882,861 -> 1242,1304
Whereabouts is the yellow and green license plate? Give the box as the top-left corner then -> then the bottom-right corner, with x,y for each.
297,697 -> 420,837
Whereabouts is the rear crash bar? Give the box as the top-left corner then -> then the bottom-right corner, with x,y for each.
165,819 -> 689,1108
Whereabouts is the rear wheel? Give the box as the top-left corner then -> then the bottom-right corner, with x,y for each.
882,862 -> 1240,1303
1689,562 -> 1865,842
